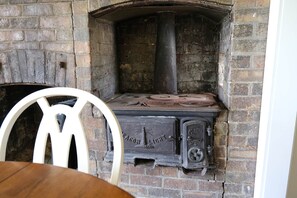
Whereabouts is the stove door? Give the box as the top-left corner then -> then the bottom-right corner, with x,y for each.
182,119 -> 210,169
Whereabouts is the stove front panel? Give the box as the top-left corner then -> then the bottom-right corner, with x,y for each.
118,116 -> 178,155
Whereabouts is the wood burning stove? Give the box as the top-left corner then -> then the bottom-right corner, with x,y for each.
103,10 -> 223,174
105,93 -> 221,174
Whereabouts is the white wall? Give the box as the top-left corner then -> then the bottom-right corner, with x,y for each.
254,0 -> 297,197
286,115 -> 297,197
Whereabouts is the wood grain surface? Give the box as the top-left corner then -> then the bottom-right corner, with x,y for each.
0,161 -> 133,198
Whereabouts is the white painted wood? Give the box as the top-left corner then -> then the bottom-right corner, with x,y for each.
286,116 -> 297,197
0,87 -> 123,185
254,0 -> 297,197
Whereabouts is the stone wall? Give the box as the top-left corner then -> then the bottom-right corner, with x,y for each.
0,0 -> 270,198
89,17 -> 118,99
116,14 -> 219,94
224,1 -> 269,197
116,15 -> 156,93
0,2 -> 77,87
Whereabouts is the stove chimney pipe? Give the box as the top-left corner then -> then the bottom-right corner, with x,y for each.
154,12 -> 177,94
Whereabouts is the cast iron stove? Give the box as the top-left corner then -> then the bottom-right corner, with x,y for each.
105,93 -> 221,173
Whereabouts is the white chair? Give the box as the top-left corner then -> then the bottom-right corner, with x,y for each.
0,87 -> 123,185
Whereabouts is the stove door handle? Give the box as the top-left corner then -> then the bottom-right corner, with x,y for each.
167,135 -> 176,141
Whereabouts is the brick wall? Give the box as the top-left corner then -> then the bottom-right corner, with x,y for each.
224,0 -> 270,197
0,2 -> 76,87
116,15 -> 156,93
115,13 -> 219,94
89,17 -> 118,99
0,0 -> 270,198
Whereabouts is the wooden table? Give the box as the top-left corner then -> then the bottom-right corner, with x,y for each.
0,161 -> 133,198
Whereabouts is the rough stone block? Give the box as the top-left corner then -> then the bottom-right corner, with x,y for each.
23,4 -> 53,16
226,171 -> 255,183
56,29 -> 73,41
247,137 -> 259,147
215,134 -> 227,146
252,83 -> 263,95
130,175 -> 162,187
198,180 -> 224,192
255,23 -> 268,37
253,55 -> 266,69
40,16 -> 72,28
38,30 -> 55,41
53,2 -> 71,15
214,122 -> 228,135
76,66 -> 91,78
74,28 -> 90,41
164,178 -> 197,190
44,51 -> 55,85
76,54 -> 91,67
229,122 -> 259,136
0,5 -> 21,17
244,184 -> 254,196
65,53 -> 76,87
234,8 -> 269,23
234,0 -> 256,8
75,41 -> 90,54
230,96 -> 262,110
183,191 -> 218,198
226,159 -> 250,172
231,70 -> 263,82
162,167 -> 178,177
11,17 -> 38,29
73,1 -> 88,14
148,188 -> 181,198
228,110 -> 260,122
9,0 -> 37,4
27,50 -> 45,83
12,42 -> 39,50
224,183 -> 243,194
42,42 -> 73,53
233,39 -> 267,53
73,15 -> 89,28
229,148 -> 257,159
24,30 -> 38,41
215,146 -> 226,158
0,31 -> 23,41
231,56 -> 251,68
256,0 -> 270,7
230,83 -> 249,95
7,50 -> 22,82
76,78 -> 92,91
0,18 -> 9,28
122,163 -> 145,175
234,24 -> 253,37
228,136 -> 247,147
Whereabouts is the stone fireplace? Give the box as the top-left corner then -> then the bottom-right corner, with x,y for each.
0,0 -> 269,197
90,3 -> 231,175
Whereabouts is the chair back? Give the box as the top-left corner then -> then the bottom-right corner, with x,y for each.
0,87 -> 123,185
